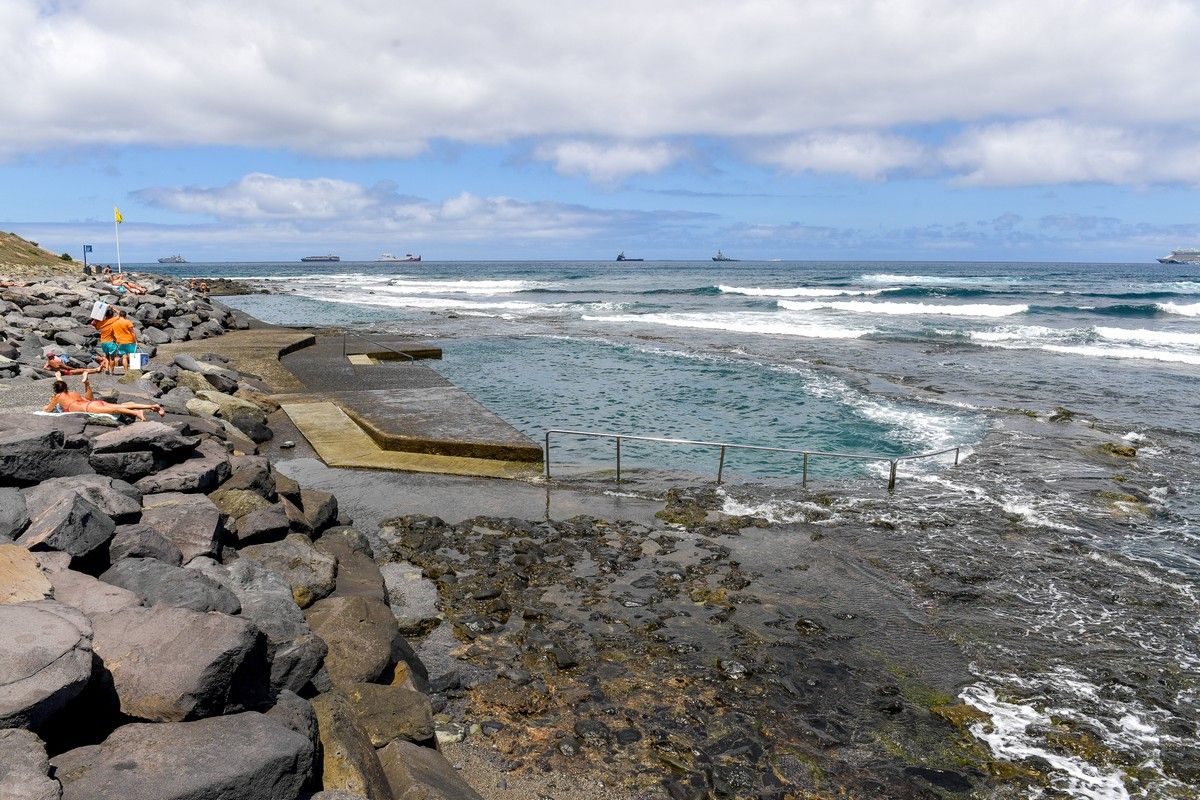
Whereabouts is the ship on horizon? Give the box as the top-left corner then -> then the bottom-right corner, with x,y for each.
615,251 -> 643,262
712,250 -> 739,262
377,253 -> 421,262
301,254 -> 340,262
1157,248 -> 1200,265
157,254 -> 186,264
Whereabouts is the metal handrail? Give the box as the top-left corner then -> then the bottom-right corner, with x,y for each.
543,428 -> 960,493
340,330 -> 415,362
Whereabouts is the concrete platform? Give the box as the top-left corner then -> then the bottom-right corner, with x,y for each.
281,401 -> 541,479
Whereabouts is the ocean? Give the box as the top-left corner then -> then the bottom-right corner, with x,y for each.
150,259 -> 1198,798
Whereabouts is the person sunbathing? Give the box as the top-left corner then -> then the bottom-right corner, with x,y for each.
42,352 -> 93,376
43,371 -> 165,421
111,274 -> 147,295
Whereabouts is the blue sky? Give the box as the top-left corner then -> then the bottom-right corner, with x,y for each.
2,1 -> 1199,263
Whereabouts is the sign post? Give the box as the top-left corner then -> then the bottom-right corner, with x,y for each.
82,244 -> 92,271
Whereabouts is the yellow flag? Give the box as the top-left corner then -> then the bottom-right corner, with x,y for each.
114,207 -> 123,224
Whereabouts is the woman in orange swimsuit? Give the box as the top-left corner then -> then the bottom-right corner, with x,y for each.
43,372 -> 166,421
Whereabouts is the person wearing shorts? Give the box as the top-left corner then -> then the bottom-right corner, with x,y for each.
92,307 -> 119,375
111,310 -> 138,374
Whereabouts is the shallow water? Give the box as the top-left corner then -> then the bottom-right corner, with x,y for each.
164,258 -> 1200,798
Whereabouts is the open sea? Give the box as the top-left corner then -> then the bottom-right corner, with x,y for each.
149,259 -> 1198,798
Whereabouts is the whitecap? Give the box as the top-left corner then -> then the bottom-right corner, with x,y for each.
859,273 -> 1014,286
779,299 -> 1028,318
718,284 -> 887,298
1042,344 -> 1200,365
1159,301 -> 1200,317
1095,326 -> 1200,347
582,311 -> 871,339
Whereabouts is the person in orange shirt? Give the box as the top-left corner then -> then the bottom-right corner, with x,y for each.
91,307 -> 119,375
111,309 -> 139,374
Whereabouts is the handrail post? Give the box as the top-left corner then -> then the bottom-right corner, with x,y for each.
544,432 -> 551,479
802,452 -> 809,486
615,437 -> 622,484
717,445 -> 726,484
887,460 -> 898,493
954,447 -> 960,466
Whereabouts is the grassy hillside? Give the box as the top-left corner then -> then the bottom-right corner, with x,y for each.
0,231 -> 79,276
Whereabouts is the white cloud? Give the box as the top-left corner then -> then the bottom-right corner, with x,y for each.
2,0 -> 1200,170
942,120 -> 1200,186
132,172 -> 712,243
752,132 -> 926,179
534,141 -> 681,184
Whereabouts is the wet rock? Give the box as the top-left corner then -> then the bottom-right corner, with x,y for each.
228,410 -> 273,443
90,604 -> 268,722
0,486 -> 30,540
23,475 -> 142,525
573,718 -> 612,745
0,543 -> 53,604
18,494 -> 115,559
339,681 -> 435,747
310,692 -> 391,800
0,429 -> 92,486
138,493 -> 222,564
0,728 -> 61,800
380,562 -> 441,637
108,523 -> 183,566
217,460 -> 275,499
100,558 -> 241,614
557,736 -> 581,756
57,712 -> 313,800
1100,442 -> 1137,458
239,534 -> 337,609
0,600 -> 93,729
377,739 -> 484,800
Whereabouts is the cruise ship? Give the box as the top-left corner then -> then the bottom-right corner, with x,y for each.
157,254 -> 186,264
1157,248 -> 1200,265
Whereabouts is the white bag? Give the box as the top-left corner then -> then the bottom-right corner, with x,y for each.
89,300 -> 108,321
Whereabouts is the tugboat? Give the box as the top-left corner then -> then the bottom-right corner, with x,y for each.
157,254 -> 187,264
712,250 -> 739,262
301,254 -> 340,262
615,251 -> 644,262
1157,248 -> 1200,265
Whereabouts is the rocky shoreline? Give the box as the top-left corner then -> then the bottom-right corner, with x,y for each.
0,273 -> 484,799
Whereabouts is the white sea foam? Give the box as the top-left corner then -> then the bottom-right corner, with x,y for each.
718,492 -> 827,524
718,284 -> 886,298
961,684 -> 1131,800
384,278 -> 546,295
969,325 -> 1060,342
1159,301 -> 1200,317
582,312 -> 871,339
779,299 -> 1028,318
859,273 -> 1012,286
1042,344 -> 1200,365
1095,326 -> 1200,347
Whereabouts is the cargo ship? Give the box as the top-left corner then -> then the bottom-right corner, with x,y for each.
712,250 -> 738,262
157,254 -> 187,264
301,254 -> 340,262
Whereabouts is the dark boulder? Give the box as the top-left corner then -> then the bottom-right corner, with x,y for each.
100,558 -> 240,614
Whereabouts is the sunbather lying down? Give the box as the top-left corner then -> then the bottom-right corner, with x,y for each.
42,352 -> 93,375
43,370 -> 165,421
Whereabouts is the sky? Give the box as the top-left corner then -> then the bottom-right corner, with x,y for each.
2,0 -> 1199,263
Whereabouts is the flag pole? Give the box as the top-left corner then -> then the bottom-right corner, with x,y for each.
113,206 -> 123,274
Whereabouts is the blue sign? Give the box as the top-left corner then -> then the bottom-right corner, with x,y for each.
83,245 -> 93,252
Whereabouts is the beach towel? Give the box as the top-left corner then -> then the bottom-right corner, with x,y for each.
34,410 -> 120,422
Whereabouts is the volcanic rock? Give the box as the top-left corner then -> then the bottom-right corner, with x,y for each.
0,600 -> 93,729
100,558 -> 241,614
